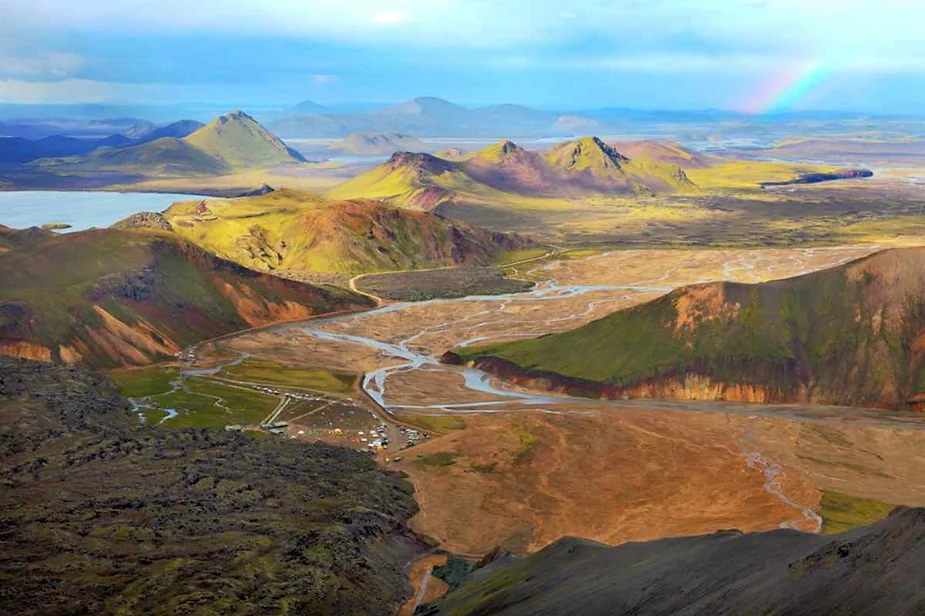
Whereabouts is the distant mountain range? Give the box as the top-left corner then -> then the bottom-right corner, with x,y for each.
452,247 -> 925,410
329,137 -> 700,208
268,97 -> 601,138
327,131 -> 427,156
0,119 -> 204,166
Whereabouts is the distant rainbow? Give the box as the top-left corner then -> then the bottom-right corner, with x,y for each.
740,60 -> 828,114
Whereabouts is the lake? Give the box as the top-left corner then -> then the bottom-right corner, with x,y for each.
0,191 -> 202,232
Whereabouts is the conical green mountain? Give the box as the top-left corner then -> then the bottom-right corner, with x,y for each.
184,110 -> 306,167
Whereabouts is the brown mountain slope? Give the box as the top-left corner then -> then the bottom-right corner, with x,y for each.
453,248 -> 925,409
164,189 -> 533,275
0,228 -> 371,367
425,507 -> 925,616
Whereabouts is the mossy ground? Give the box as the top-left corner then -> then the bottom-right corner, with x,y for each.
819,491 -> 895,534
219,359 -> 357,393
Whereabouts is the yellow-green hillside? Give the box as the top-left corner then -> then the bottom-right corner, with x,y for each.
163,189 -> 533,274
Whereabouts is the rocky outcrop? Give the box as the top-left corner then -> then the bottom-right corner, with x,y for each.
111,211 -> 173,231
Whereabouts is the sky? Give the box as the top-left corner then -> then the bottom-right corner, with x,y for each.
1,0 -> 923,114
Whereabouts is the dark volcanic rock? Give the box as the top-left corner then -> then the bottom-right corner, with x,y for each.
237,183 -> 276,197
0,357 -> 425,615
762,168 -> 873,187
425,507 -> 925,615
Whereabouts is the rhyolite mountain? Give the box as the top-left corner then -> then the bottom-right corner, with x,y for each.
30,110 -> 305,176
0,356 -> 425,615
422,506 -> 925,616
0,227 -> 371,368
162,189 -> 534,275
451,248 -> 925,409
329,137 -> 697,207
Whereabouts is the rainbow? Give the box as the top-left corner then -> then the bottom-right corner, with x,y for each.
740,60 -> 828,114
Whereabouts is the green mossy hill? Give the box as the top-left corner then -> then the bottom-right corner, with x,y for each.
423,507 -> 925,615
31,110 -> 304,176
0,227 -> 371,368
164,189 -> 533,275
0,357 -> 423,615
457,248 -> 925,408
185,110 -> 307,168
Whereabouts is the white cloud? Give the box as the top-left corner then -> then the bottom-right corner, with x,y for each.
0,79 -> 156,103
1,0 -> 923,71
371,11 -> 411,25
0,52 -> 83,77
310,74 -> 337,84
491,52 -> 925,75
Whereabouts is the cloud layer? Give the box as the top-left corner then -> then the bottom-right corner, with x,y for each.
0,0 -> 921,111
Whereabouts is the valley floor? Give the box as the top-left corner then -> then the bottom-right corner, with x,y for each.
183,244 -> 925,558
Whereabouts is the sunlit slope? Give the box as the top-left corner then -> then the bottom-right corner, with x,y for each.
456,248 -> 925,409
0,228 -> 370,367
164,189 -> 533,274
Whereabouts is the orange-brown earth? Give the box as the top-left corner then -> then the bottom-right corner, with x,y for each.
190,245 -> 925,556
398,554 -> 450,616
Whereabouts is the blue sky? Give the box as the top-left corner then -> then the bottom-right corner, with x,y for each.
1,0 -> 923,113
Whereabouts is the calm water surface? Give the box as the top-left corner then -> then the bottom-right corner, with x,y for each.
0,191 -> 201,231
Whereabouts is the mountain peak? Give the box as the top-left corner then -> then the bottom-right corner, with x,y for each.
474,139 -> 528,163
385,151 -> 456,175
184,110 -> 305,168
546,136 -> 629,172
390,97 -> 466,116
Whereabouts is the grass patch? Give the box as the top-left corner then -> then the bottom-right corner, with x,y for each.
414,452 -> 460,468
819,491 -> 896,534
219,359 -> 356,394
470,462 -> 497,473
492,247 -> 549,266
109,366 -> 178,398
150,377 -> 279,429
512,427 -> 541,461
395,413 -> 467,434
